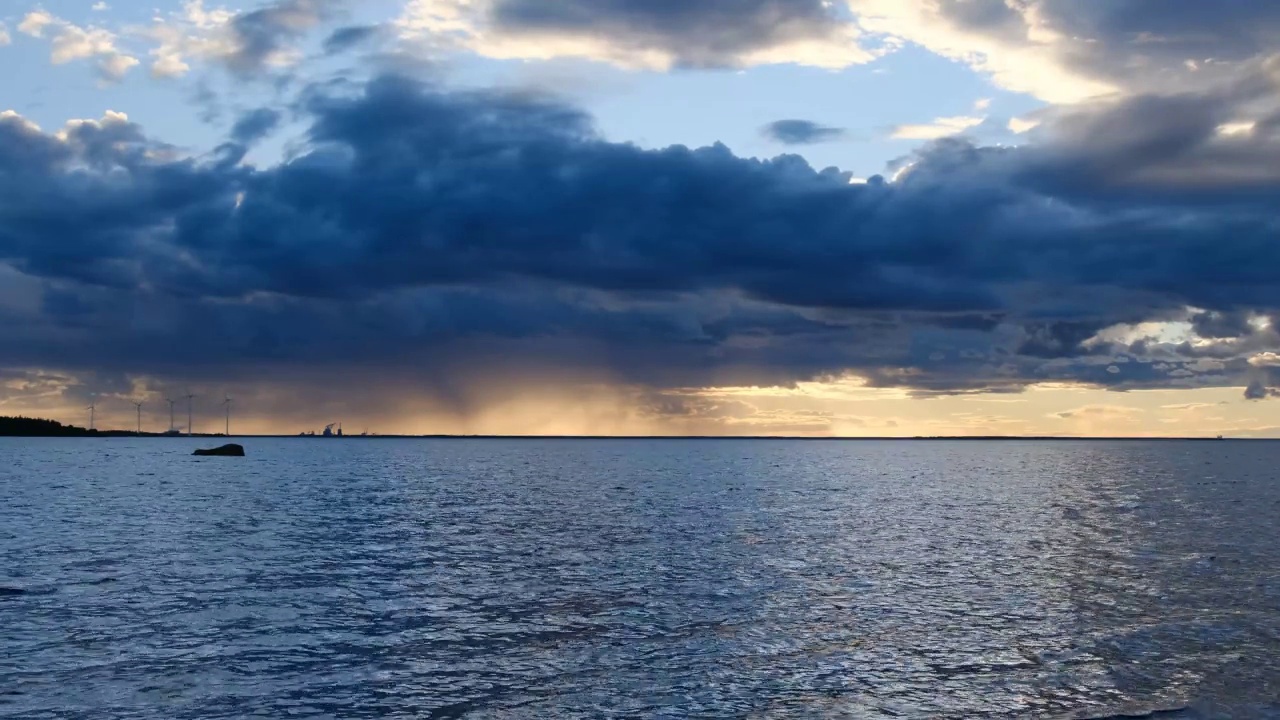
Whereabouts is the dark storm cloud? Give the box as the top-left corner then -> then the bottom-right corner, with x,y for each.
1016,322 -> 1110,359
456,0 -> 1280,91
912,0 -> 1280,95
762,120 -> 846,145
230,108 -> 282,144
1191,311 -> 1255,340
1038,0 -> 1280,64
488,0 -> 849,67
935,0 -> 1025,33
4,76 -> 1002,315
323,25 -> 381,55
3,68 -> 1280,396
1244,380 -> 1280,401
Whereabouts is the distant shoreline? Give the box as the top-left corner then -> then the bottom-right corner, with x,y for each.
0,416 -> 226,439
0,434 -> 1257,441
263,435 -> 1249,441
0,414 -> 1254,441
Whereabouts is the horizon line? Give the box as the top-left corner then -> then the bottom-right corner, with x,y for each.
0,415 -> 1259,441
4,433 -> 1261,441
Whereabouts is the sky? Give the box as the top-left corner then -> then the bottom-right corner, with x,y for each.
2,0 -> 1280,437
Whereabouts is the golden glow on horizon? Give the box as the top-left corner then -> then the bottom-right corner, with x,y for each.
2,370 -> 1276,438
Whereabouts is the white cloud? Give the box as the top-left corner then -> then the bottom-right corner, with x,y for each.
973,97 -> 991,111
55,109 -> 131,138
1161,403 -> 1221,412
139,0 -> 238,79
1052,404 -> 1143,420
4,108 -> 134,147
1007,117 -> 1040,134
18,11 -> 55,37
1248,352 -> 1280,367
847,0 -> 1116,104
92,2 -> 110,11
139,0 -> 325,79
97,53 -> 140,80
14,0 -> 337,82
1217,121 -> 1257,137
0,109 -> 42,133
18,10 -> 139,82
0,23 -> 10,46
891,114 -> 984,140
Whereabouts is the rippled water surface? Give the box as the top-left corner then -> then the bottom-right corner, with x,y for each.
2,438 -> 1280,718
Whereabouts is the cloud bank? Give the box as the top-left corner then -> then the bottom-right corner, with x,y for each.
397,0 -> 875,71
15,0 -> 1279,108
5,0 -> 1280,423
3,62 -> 1280,405
391,0 -> 1280,103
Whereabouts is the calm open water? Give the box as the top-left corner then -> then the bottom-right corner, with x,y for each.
1,438 -> 1278,719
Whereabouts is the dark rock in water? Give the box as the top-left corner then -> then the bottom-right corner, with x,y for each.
193,443 -> 246,457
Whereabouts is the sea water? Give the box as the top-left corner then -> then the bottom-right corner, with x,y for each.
2,438 -> 1278,718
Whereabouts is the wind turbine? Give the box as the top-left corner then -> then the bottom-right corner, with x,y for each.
132,401 -> 144,435
222,396 -> 233,437
185,393 -> 197,437
165,398 -> 176,433
87,403 -> 96,432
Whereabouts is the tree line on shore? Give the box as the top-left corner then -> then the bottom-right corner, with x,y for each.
0,416 -> 95,436
0,416 -> 203,437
